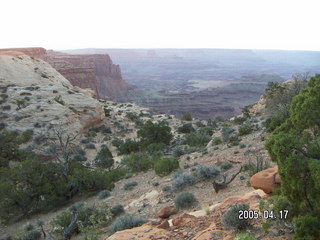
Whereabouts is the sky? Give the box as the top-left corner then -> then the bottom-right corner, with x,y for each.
1,0 -> 320,51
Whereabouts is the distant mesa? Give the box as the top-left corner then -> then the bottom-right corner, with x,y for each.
0,47 -> 134,100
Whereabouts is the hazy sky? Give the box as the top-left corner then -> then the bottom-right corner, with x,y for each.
1,0 -> 319,51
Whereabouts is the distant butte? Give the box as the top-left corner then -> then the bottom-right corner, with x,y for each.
0,47 -> 134,100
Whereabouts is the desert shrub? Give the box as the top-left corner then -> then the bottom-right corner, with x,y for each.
23,230 -> 42,240
81,138 -> 91,144
121,152 -> 155,172
182,131 -> 211,147
221,127 -> 235,142
174,192 -> 197,209
137,120 -> 173,145
162,186 -> 171,192
108,214 -> 148,234
215,115 -> 224,122
73,154 -> 87,162
19,129 -> 34,143
234,233 -> 255,240
33,122 -> 42,128
233,117 -> 247,125
199,126 -> 215,136
118,139 -> 141,155
143,142 -> 166,154
177,123 -> 195,133
91,125 -> 112,134
172,172 -> 195,191
51,203 -> 112,236
126,112 -> 140,122
123,181 -> 138,190
221,162 -> 233,171
195,121 -> 205,127
239,143 -> 246,149
53,95 -> 65,105
181,112 -> 192,121
2,105 -> 11,111
111,138 -> 123,148
0,122 -> 7,130
85,131 -> 97,138
95,146 -> 114,169
98,190 -> 111,199
193,165 -> 220,181
238,125 -> 252,136
85,143 -> 96,149
172,146 -> 186,157
154,157 -> 179,176
212,137 -> 222,145
222,204 -> 251,230
243,151 -> 271,176
110,205 -> 124,217
124,173 -> 133,179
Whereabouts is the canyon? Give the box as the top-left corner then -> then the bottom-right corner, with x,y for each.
0,48 -> 134,100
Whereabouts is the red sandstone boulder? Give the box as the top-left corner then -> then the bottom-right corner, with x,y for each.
157,205 -> 177,219
250,168 -> 281,194
172,213 -> 197,228
157,220 -> 170,230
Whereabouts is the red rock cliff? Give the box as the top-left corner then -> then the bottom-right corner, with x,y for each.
0,48 -> 134,99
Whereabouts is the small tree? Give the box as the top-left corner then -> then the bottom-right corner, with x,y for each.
181,113 -> 192,121
266,74 -> 320,239
137,120 -> 173,145
95,146 -> 114,170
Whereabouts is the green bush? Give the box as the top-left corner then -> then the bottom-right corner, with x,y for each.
95,146 -> 114,169
234,232 -> 255,240
53,95 -> 65,105
110,205 -> 124,217
183,131 -> 211,147
233,117 -> 247,125
154,157 -> 179,176
221,162 -> 233,171
51,203 -> 112,236
121,152 -> 155,172
98,190 -> 111,199
212,137 -> 222,145
222,204 -> 251,230
85,131 -> 97,138
137,120 -> 172,145
238,125 -> 252,136
181,112 -> 192,121
123,181 -> 138,190
294,215 -> 320,240
193,165 -> 221,181
23,230 -> 42,240
172,172 -> 195,191
173,146 -> 186,157
108,214 -> 148,234
143,142 -> 166,154
177,123 -> 195,133
118,139 -> 141,155
221,127 -> 235,142
85,143 -> 96,149
174,192 -> 197,209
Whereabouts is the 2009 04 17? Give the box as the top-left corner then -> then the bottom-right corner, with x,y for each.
238,210 -> 288,219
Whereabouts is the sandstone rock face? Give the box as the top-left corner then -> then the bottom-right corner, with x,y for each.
0,48 -> 134,100
0,52 -> 104,136
250,168 -> 281,194
157,205 -> 177,219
